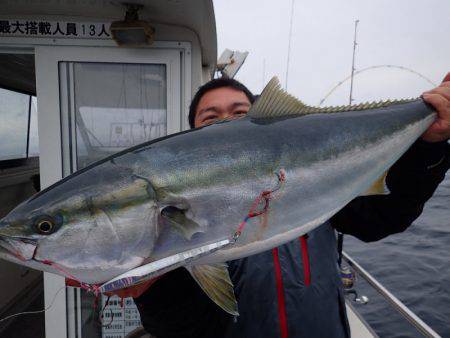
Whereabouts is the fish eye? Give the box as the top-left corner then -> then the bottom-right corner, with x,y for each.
34,217 -> 56,235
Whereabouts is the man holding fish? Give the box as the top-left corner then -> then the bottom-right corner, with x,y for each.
0,72 -> 449,338
131,74 -> 450,338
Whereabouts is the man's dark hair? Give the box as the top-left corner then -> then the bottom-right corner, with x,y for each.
188,77 -> 255,129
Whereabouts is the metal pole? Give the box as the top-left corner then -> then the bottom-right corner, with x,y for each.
343,252 -> 442,338
285,0 -> 295,90
349,19 -> 359,105
262,58 -> 266,87
26,95 -> 32,158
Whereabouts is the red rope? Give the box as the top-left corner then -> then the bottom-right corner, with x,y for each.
35,258 -> 113,326
34,170 -> 286,302
39,259 -> 102,296
233,169 -> 286,241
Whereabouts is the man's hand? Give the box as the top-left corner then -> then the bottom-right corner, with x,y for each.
421,72 -> 450,143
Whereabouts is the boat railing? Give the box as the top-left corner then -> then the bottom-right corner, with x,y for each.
342,251 -> 442,338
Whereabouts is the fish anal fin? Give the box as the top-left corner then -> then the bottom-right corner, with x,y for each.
362,171 -> 390,196
188,264 -> 238,316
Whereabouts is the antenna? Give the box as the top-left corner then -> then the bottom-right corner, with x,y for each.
217,49 -> 249,79
285,0 -> 295,90
349,19 -> 359,104
318,64 -> 436,106
262,58 -> 266,88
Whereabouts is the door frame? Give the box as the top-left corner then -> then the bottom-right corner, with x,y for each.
0,38 -> 191,338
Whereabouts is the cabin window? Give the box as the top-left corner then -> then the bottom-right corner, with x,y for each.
0,89 -> 38,161
63,62 -> 167,169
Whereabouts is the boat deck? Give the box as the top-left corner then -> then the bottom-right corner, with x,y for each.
347,302 -> 378,338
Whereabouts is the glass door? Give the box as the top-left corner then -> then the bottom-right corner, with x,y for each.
35,45 -> 182,338
61,62 -> 170,169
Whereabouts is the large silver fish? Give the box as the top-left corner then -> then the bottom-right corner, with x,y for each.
0,78 -> 436,314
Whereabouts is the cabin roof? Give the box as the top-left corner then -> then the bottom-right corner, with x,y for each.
1,0 -> 217,68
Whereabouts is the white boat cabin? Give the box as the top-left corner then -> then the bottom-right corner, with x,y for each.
0,1 -> 216,337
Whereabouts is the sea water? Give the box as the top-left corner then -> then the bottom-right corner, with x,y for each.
346,172 -> 450,337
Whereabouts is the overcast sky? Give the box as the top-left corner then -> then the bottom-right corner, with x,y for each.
213,0 -> 450,106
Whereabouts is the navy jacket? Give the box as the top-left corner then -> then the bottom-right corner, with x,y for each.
134,140 -> 450,338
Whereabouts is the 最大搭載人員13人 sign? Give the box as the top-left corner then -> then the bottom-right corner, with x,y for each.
0,20 -> 111,39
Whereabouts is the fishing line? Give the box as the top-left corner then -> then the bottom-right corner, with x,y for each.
21,261 -> 116,327
98,295 -> 114,327
37,259 -> 101,296
0,286 -> 65,324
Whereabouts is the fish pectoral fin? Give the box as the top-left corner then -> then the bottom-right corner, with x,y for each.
361,171 -> 390,196
161,206 -> 203,240
247,77 -> 308,119
187,264 -> 238,316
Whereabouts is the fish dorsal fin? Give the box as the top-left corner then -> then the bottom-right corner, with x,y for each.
361,171 -> 390,196
188,264 -> 238,316
248,77 -> 307,119
248,76 -> 419,119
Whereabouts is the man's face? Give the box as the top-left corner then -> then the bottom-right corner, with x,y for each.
194,87 -> 251,128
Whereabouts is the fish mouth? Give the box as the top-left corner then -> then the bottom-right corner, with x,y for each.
0,237 -> 61,277
0,236 -> 37,261
0,244 -> 24,266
